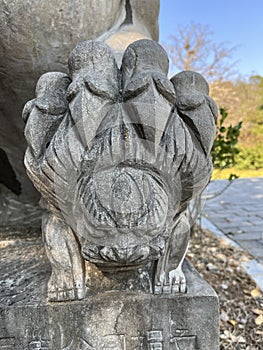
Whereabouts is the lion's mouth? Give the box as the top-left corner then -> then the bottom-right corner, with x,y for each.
80,232 -> 166,267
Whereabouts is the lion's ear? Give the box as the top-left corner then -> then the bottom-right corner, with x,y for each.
22,99 -> 36,123
153,75 -> 175,105
84,74 -> 118,101
35,97 -> 68,116
123,75 -> 150,101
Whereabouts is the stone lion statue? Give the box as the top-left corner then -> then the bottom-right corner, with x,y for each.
23,35 -> 217,300
0,0 -> 218,301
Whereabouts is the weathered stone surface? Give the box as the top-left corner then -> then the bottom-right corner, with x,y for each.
0,282 -> 219,349
0,0 -> 160,201
0,233 -> 219,350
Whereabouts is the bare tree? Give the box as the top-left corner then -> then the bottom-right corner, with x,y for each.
165,22 -> 238,82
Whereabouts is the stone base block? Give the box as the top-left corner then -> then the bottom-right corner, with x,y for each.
0,258 -> 219,350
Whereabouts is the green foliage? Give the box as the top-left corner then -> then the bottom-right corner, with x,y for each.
236,145 -> 263,170
211,108 -> 242,171
211,106 -> 263,173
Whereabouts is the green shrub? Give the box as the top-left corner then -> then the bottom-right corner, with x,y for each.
211,108 -> 242,171
211,108 -> 263,173
236,145 -> 263,170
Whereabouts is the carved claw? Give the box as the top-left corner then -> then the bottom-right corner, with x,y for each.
154,267 -> 186,294
47,285 -> 85,302
47,267 -> 86,302
22,99 -> 36,123
46,264 -> 86,302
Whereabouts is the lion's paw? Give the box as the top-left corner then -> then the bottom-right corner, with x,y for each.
154,268 -> 186,294
47,274 -> 85,302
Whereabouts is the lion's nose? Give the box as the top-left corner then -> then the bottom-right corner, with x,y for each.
79,166 -> 168,231
108,170 -> 148,228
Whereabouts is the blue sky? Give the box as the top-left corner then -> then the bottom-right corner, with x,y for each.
159,0 -> 263,78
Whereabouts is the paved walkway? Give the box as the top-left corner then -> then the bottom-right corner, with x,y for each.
202,177 -> 263,290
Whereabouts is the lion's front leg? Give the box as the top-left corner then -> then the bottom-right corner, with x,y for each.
42,212 -> 86,301
154,213 -> 190,294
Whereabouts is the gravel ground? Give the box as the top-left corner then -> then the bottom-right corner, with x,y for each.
188,226 -> 263,350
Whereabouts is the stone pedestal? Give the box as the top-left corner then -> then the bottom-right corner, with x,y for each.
0,246 -> 219,350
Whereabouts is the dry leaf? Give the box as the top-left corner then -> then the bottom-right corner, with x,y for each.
0,239 -> 16,248
241,256 -> 249,262
216,253 -> 227,263
255,314 -> 263,326
251,287 -> 262,298
243,289 -> 251,295
252,308 -> 263,316
228,319 -> 237,327
229,258 -> 239,267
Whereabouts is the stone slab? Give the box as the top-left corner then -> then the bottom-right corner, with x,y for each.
0,263 -> 219,350
242,259 -> 263,292
0,231 -> 219,350
233,232 -> 263,241
238,241 -> 263,259
201,217 -> 240,248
